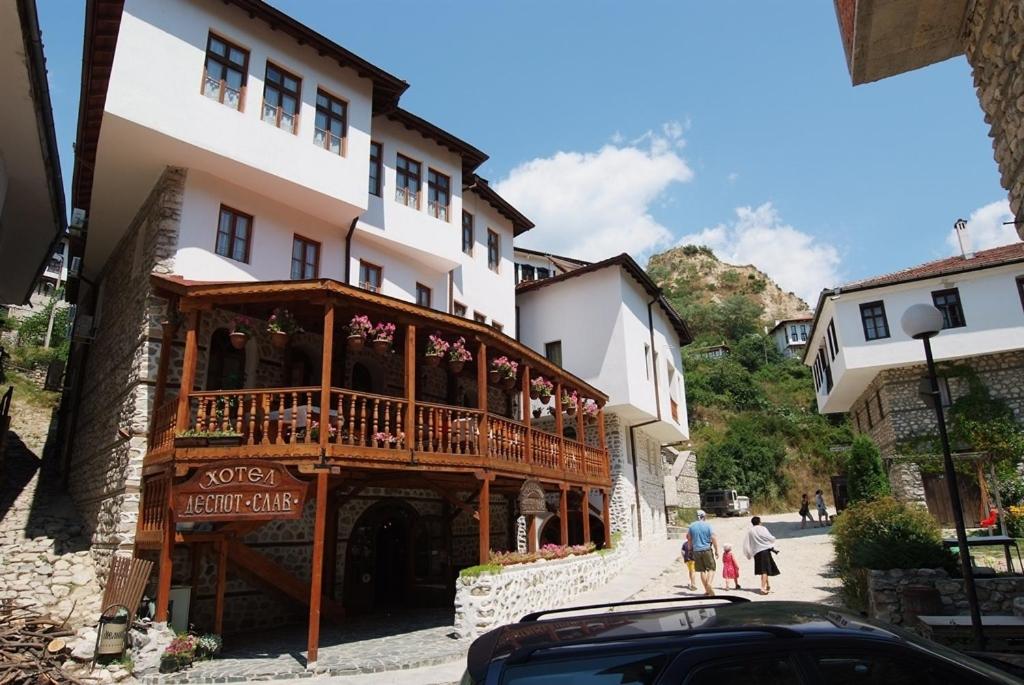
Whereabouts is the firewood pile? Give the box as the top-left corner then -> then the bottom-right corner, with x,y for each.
0,601 -> 83,685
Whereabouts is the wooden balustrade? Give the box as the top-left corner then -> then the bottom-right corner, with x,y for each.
584,446 -> 608,479
149,399 -> 178,453
184,387 -> 320,445
138,474 -> 169,538
416,402 -> 481,455
487,415 -> 527,464
529,427 -> 561,471
331,388 -> 406,449
563,438 -> 585,476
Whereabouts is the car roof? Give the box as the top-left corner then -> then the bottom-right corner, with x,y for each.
466,599 -> 902,682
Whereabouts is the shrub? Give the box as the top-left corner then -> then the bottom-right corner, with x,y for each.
1005,505 -> 1024,538
459,563 -> 502,578
832,497 -> 952,610
12,345 -> 65,371
845,436 -> 890,504
697,414 -> 789,501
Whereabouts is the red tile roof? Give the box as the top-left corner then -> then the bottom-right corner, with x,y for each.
840,242 -> 1024,291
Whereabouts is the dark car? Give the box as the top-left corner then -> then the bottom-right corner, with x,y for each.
461,597 -> 1023,684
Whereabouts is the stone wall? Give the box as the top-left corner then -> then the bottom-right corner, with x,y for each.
454,541 -> 637,639
868,568 -> 1024,628
965,0 -> 1024,232
68,167 -> 185,578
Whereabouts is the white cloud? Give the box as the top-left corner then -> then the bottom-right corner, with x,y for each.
495,122 -> 694,261
678,202 -> 841,305
945,199 -> 1018,254
727,172 -> 739,183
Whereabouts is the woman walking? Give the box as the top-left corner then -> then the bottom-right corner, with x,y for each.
799,493 -> 813,529
815,489 -> 829,527
743,516 -> 779,595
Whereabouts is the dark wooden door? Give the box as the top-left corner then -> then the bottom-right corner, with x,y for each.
922,473 -> 981,527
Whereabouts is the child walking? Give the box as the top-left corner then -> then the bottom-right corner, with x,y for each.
721,544 -> 740,590
681,537 -> 697,591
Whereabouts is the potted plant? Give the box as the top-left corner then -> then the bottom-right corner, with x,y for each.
346,314 -> 373,351
531,376 -> 553,402
492,356 -> 517,389
447,337 -> 472,374
230,316 -> 255,350
562,390 -> 578,416
582,398 -> 600,422
372,321 -> 396,353
206,429 -> 244,446
532,407 -> 542,419
372,431 -> 400,448
425,333 -> 449,367
174,429 -> 208,448
267,308 -> 298,349
309,420 -> 337,443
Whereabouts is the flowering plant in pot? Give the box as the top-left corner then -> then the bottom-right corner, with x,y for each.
230,316 -> 256,349
582,398 -> 600,421
425,333 -> 449,367
492,356 -> 518,388
371,321 -> 396,353
561,390 -> 579,416
267,308 -> 299,348
346,314 -> 373,351
447,337 -> 472,373
372,431 -> 403,447
531,376 -> 553,402
309,420 -> 338,443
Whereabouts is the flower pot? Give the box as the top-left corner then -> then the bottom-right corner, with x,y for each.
372,338 -> 392,354
539,394 -> 551,406
347,334 -> 366,352
271,331 -> 289,349
448,360 -> 465,374
530,389 -> 539,400
207,435 -> 243,447
425,353 -> 442,367
174,436 -> 208,448
488,370 -> 500,385
565,406 -> 576,417
501,376 -> 516,390
229,332 -> 248,350
533,408 -> 542,418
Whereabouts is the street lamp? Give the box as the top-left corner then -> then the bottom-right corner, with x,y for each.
900,303 -> 984,649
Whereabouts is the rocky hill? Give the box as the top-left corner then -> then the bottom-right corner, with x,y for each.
647,245 -> 809,326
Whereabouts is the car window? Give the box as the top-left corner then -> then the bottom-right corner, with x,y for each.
812,653 -> 946,684
685,656 -> 801,685
498,651 -> 670,684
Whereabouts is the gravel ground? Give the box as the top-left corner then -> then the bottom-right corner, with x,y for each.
631,513 -> 841,605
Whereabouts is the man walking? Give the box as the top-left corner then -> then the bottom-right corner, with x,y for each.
686,510 -> 719,597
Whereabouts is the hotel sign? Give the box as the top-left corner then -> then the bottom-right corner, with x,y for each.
175,461 -> 307,522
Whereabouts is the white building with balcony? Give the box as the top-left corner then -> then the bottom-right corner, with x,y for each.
805,241 -> 1024,523
769,315 -> 812,359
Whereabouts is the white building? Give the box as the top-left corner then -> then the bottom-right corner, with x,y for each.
516,251 -> 692,542
768,315 -> 812,359
805,241 -> 1024,522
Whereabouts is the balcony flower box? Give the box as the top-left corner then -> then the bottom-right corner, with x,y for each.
582,399 -> 600,423
492,356 -> 518,389
372,322 -> 396,354
531,376 -> 553,401
447,337 -> 472,374
230,316 -> 255,350
562,390 -> 578,417
268,308 -> 299,349
346,314 -> 373,351
207,432 -> 244,447
426,333 -> 449,368
174,433 -> 207,448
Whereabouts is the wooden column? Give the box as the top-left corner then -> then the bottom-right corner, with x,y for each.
477,342 -> 488,458
478,476 -> 491,564
977,461 -> 991,519
307,471 -> 329,668
155,472 -> 176,623
405,324 -> 416,450
554,382 -> 565,470
527,515 -> 537,553
559,485 -> 569,545
320,303 -> 334,448
582,487 -> 591,545
174,309 -> 200,431
602,489 -> 612,549
323,493 -> 339,599
522,366 -> 532,464
597,408 -> 607,448
575,394 -> 585,442
214,538 -> 228,635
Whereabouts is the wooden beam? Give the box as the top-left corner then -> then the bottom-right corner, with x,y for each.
323,491 -> 339,600
477,341 -> 488,458
405,324 -> 416,452
522,365 -> 532,464
155,474 -> 176,623
559,484 -> 569,545
527,515 -> 537,554
597,408 -> 607,450
554,381 -> 564,469
214,540 -> 227,635
478,476 -> 490,564
320,303 -> 335,449
307,471 -> 329,668
575,393 -> 585,444
582,487 -> 591,544
188,542 -> 202,629
175,310 -> 200,430
602,489 -> 612,549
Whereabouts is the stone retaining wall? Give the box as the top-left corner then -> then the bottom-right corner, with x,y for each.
454,541 -> 636,639
867,568 -> 1024,628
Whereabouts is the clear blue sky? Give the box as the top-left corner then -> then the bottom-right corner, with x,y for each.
36,0 -> 1012,304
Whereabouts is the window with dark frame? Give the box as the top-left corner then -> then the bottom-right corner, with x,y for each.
537,267 -> 550,279
491,321 -> 504,334
487,230 -> 500,271
865,400 -> 874,429
545,341 -> 563,368
359,260 -> 382,293
827,319 -> 838,360
473,312 -> 487,324
290,235 -> 319,280
427,169 -> 451,221
799,324 -> 808,342
1018,276 -> 1024,312
262,63 -> 300,133
416,283 -> 431,308
314,89 -> 346,154
875,390 -> 885,419
789,325 -> 799,343
396,154 -> 421,208
203,33 -> 248,110
931,288 -> 967,329
369,142 -> 383,196
462,211 -> 474,255
859,301 -> 890,341
453,301 -> 467,317
215,205 -> 252,263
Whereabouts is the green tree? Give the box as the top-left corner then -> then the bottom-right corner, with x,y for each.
733,333 -> 782,372
845,435 -> 890,503
714,295 -> 763,341
697,414 -> 789,500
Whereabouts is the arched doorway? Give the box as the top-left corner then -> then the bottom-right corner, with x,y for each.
344,500 -> 416,613
207,328 -> 245,390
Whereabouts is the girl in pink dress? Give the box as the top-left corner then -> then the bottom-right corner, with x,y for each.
721,544 -> 741,590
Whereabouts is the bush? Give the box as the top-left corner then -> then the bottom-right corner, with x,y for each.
697,414 -> 789,501
11,345 -> 64,371
845,436 -> 890,504
832,497 -> 952,610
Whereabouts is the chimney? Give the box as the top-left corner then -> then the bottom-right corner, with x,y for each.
954,218 -> 973,259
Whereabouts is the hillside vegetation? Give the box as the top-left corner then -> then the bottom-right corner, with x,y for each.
647,245 -> 851,511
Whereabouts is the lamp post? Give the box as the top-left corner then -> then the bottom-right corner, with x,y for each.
900,303 -> 984,650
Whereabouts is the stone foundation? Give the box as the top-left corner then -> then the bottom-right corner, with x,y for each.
868,568 -> 1024,628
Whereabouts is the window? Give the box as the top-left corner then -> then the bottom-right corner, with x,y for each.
416,283 -> 431,308
800,324 -> 808,341
855,410 -> 863,433
359,260 -> 382,293
461,211 -> 474,255
290,235 -> 319,279
688,656 -> 799,685
818,347 -> 832,393
202,33 -> 248,110
427,169 -> 450,221
499,652 -> 672,684
396,154 -> 421,208
262,63 -> 300,133
875,389 -> 885,419
859,301 -> 890,341
215,206 -> 252,263
369,142 -> 382,196
827,319 -> 838,360
313,89 -> 346,154
519,264 -> 535,282
1018,276 -> 1024,312
453,301 -> 467,317
473,312 -> 487,324
491,321 -> 504,334
545,341 -> 563,367
932,288 -> 966,329
812,652 -> 948,684
866,399 -> 874,429
537,267 -> 550,279
789,325 -> 799,343
487,230 -> 500,271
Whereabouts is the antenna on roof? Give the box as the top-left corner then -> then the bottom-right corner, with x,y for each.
954,218 -> 973,260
